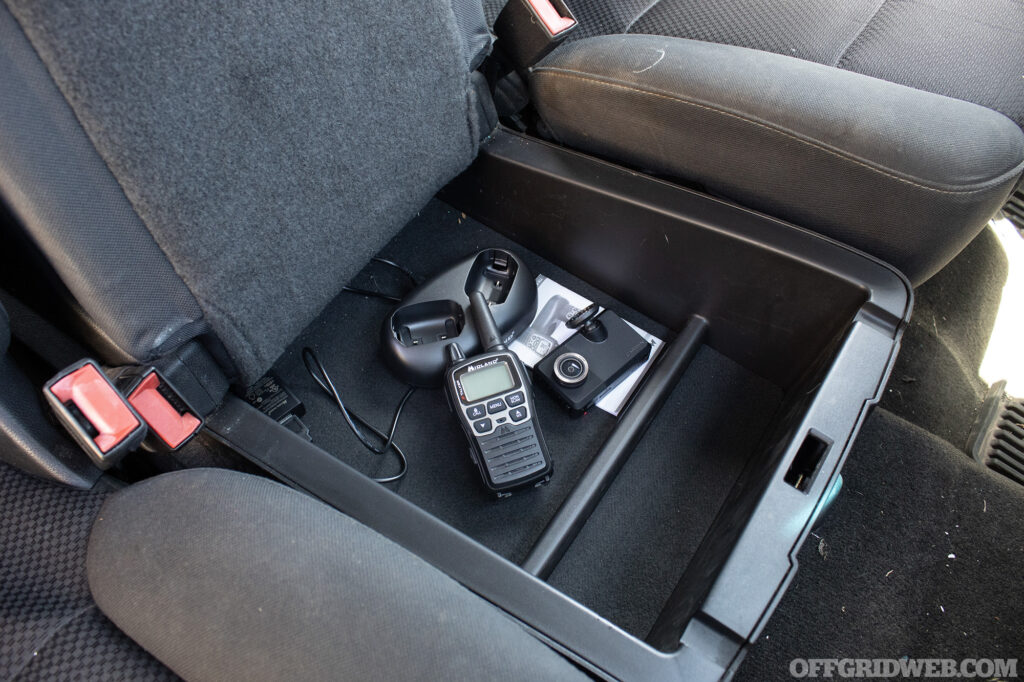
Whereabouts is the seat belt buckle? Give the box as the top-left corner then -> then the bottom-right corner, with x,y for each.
43,360 -> 147,469
495,0 -> 577,70
119,368 -> 204,452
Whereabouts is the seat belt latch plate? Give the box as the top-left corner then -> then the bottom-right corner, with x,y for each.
125,369 -> 204,451
43,360 -> 147,469
525,0 -> 576,36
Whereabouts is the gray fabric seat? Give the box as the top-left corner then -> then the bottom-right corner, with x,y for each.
0,461 -> 176,680
565,0 -> 1024,129
87,468 -> 587,682
559,0 -> 1024,129
513,0 -> 1024,283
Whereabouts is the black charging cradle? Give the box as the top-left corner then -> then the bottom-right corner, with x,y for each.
381,249 -> 538,386
535,306 -> 652,413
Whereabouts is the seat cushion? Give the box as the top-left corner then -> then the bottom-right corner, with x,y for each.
560,0 -> 1024,129
0,462 -> 174,681
832,0 -> 1024,129
87,468 -> 588,682
531,35 -> 1024,283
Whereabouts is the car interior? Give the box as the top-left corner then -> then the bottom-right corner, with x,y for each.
1,0 -> 1022,679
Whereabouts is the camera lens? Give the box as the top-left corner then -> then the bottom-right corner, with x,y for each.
553,352 -> 588,386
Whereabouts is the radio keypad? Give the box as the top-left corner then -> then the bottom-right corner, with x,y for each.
464,390 -> 529,436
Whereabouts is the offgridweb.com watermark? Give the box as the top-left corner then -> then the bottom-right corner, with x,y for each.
789,658 -> 1018,678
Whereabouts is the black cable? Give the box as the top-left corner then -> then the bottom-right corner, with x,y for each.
370,256 -> 418,286
340,257 -> 417,302
340,286 -> 402,302
302,347 -> 414,483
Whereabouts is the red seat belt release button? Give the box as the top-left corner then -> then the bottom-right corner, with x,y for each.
527,0 -> 575,34
44,360 -> 146,469
127,370 -> 203,450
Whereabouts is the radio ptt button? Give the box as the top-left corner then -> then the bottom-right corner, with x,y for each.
486,398 -> 507,414
466,404 -> 486,420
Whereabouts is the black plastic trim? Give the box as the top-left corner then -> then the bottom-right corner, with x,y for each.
207,396 -> 669,681
522,315 -> 707,578
440,129 -> 910,387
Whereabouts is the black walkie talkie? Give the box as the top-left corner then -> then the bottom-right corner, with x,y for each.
446,291 -> 553,496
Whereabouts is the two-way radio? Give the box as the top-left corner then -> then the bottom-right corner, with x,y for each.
445,291 -> 553,496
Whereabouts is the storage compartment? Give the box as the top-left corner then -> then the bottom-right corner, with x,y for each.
249,129 -> 910,681
274,204 -> 781,604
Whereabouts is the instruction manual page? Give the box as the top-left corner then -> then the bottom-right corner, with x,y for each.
509,275 -> 663,416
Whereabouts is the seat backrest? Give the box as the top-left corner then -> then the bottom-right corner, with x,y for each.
0,0 -> 492,383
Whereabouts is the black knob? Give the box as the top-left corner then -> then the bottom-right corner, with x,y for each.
567,304 -> 599,329
446,342 -> 466,366
567,304 -> 607,343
